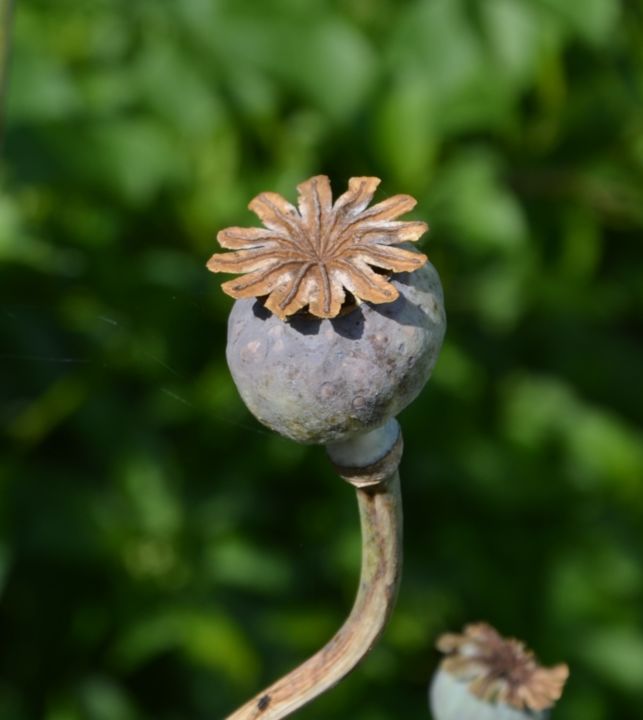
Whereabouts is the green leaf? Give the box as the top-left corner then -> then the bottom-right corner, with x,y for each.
535,0 -> 621,45
112,609 -> 259,687
582,628 -> 643,692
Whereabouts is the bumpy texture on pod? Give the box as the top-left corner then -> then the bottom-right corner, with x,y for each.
226,262 -> 446,444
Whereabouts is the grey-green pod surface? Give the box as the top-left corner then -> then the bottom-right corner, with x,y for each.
430,669 -> 548,720
225,262 -> 446,444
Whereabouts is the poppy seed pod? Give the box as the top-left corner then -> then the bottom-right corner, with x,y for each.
429,624 -> 569,720
225,262 -> 444,444
208,175 -> 446,444
210,176 -> 445,720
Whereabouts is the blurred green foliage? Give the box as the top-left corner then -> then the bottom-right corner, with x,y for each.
1,0 -> 643,718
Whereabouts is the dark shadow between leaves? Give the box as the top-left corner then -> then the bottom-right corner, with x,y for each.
252,300 -> 272,321
252,299 -> 322,335
369,286 -> 430,330
331,306 -> 365,340
287,314 -> 321,336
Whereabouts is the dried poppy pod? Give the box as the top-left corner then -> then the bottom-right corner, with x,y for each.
208,175 -> 446,445
430,623 -> 569,720
209,175 -> 445,720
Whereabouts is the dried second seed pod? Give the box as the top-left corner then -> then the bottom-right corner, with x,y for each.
208,175 -> 446,444
429,623 -> 569,720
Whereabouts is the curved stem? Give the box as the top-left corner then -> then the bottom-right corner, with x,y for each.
225,471 -> 403,720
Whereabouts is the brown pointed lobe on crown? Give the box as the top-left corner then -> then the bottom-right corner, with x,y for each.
207,175 -> 428,319
436,623 -> 569,713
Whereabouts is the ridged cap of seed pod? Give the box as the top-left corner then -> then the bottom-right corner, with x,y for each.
429,623 -> 569,720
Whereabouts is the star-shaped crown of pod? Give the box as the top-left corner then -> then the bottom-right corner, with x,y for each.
436,623 -> 569,713
207,175 -> 428,319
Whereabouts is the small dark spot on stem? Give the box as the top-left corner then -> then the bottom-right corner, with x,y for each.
257,695 -> 271,711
